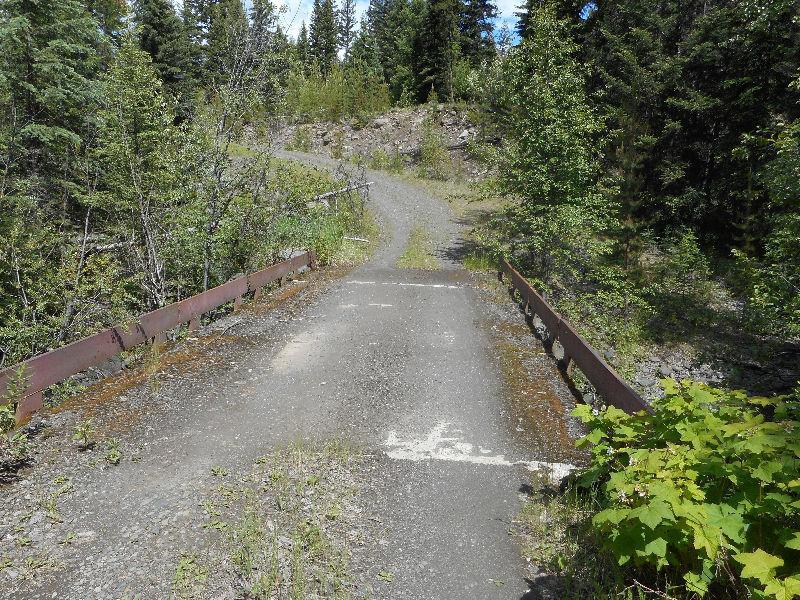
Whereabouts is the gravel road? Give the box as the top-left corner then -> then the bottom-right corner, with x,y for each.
0,152 -> 582,599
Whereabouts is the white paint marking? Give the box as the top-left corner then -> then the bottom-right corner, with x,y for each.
383,422 -> 577,485
347,280 -> 462,290
368,303 -> 394,308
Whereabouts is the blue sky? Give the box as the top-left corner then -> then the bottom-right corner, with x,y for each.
275,0 -> 520,39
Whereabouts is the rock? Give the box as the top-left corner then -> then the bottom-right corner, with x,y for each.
458,129 -> 469,140
372,117 -> 390,128
657,364 -> 673,377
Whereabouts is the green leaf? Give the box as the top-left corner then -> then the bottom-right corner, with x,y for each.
635,499 -> 674,530
735,549 -> 785,584
643,537 -> 667,558
704,503 -> 746,545
785,533 -> 800,550
684,570 -> 710,596
764,577 -> 800,600
753,460 -> 783,483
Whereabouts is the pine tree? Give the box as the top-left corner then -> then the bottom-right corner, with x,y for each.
134,0 -> 195,119
459,0 -> 497,65
309,0 -> 339,75
337,0 -> 357,61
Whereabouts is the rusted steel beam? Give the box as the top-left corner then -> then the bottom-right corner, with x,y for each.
0,252 -> 314,418
500,258 -> 651,415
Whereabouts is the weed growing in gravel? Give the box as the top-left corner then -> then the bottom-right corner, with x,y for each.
104,438 -> 121,465
41,477 -> 73,523
72,419 -> 95,449
210,465 -> 228,477
59,532 -> 76,545
173,553 -> 208,598
397,226 -> 439,270
184,439 -> 363,598
515,478 -> 681,599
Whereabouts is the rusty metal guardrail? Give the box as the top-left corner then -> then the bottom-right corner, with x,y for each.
0,251 -> 316,421
500,258 -> 651,414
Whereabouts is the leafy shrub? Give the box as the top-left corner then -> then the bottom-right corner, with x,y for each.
284,65 -> 390,123
286,127 -> 312,152
368,148 -> 405,173
417,119 -> 451,180
648,231 -> 714,327
573,380 -> 800,598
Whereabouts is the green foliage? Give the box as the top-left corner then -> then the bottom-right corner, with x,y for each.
284,64 -> 390,123
417,118 -> 452,180
574,380 -> 800,598
134,0 -> 195,119
72,419 -> 95,448
104,438 -> 121,465
287,127 -> 313,152
368,148 -> 405,173
647,231 -> 714,328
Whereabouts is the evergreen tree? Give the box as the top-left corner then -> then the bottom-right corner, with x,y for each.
0,0 -> 102,359
365,0 -> 424,101
417,0 -> 460,101
296,22 -> 311,70
182,0 -> 210,83
349,17 -> 383,78
459,0 -> 497,65
206,0 -> 248,84
250,0 -> 276,48
309,0 -> 338,75
134,0 -> 195,119
493,2 -> 608,283
0,0 -> 101,204
93,36 -> 183,308
337,0 -> 357,61
515,0 -> 535,40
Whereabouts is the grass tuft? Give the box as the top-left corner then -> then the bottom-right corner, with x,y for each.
396,226 -> 439,270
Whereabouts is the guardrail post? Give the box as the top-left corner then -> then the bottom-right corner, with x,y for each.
234,295 -> 243,311
188,316 -> 199,332
253,287 -> 263,300
153,332 -> 167,347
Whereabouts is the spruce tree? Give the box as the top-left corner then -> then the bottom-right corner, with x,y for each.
459,0 -> 497,65
337,0 -> 357,61
309,0 -> 338,75
417,0 -> 460,101
515,0 -> 536,40
134,0 -> 195,119
349,16 -> 383,78
206,0 -> 248,84
0,0 -> 101,204
296,22 -> 311,70
250,0 -> 276,48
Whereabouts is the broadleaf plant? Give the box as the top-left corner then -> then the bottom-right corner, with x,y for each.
573,380 -> 800,598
